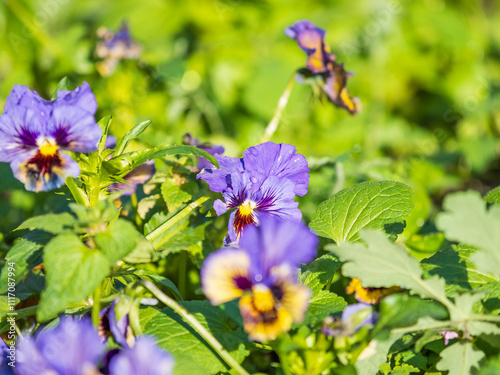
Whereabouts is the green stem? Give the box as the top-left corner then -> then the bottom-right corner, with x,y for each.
332,162 -> 345,194
65,178 -> 90,206
178,251 -> 187,297
130,193 -> 143,228
142,280 -> 250,375
277,349 -> 293,375
92,284 -> 102,328
260,74 -> 296,143
145,196 -> 210,245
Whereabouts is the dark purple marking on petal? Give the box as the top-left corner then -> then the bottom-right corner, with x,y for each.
234,275 -> 253,291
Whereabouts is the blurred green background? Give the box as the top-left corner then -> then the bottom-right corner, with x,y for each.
1,0 -> 499,245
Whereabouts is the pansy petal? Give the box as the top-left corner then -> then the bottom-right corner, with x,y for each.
4,85 -> 50,117
285,20 -> 330,73
0,106 -> 43,162
108,336 -> 174,375
11,149 -> 80,192
110,160 -> 156,196
271,266 -> 311,322
213,199 -> 229,216
36,317 -> 105,374
254,176 -> 300,219
244,142 -> 310,196
16,337 -> 54,375
201,248 -> 252,305
48,105 -> 101,152
239,216 -> 318,283
55,82 -> 98,115
197,154 -> 246,192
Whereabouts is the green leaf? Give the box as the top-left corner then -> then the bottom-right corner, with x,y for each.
140,302 -> 250,375
421,244 -> 499,295
436,341 -> 484,374
436,191 -> 500,277
374,294 -> 448,337
37,234 -> 110,322
310,181 -> 414,243
161,181 -> 195,212
50,76 -> 71,99
484,186 -> 500,204
355,335 -> 402,375
94,219 -> 142,264
299,254 -> 342,293
134,269 -> 182,300
304,290 -> 347,324
0,231 -> 51,293
479,355 -> 500,375
114,120 -> 152,156
327,230 -> 449,304
15,213 -> 76,234
97,115 -> 113,155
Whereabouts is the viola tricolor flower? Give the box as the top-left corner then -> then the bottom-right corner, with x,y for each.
0,83 -> 102,192
183,133 -> 225,170
96,22 -> 141,76
100,300 -> 135,348
285,20 -> 361,114
110,160 -> 156,196
16,317 -> 105,375
346,278 -> 401,304
108,336 -> 174,375
197,142 -> 309,243
322,303 -> 378,337
201,217 -> 318,341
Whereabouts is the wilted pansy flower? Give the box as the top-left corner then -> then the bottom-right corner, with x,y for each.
108,336 -> 174,375
0,83 -> 101,192
202,217 -> 317,341
197,142 -> 309,244
322,303 -> 378,337
100,300 -> 135,348
285,20 -> 361,114
96,22 -> 141,76
16,317 -> 105,375
110,160 -> 156,196
183,133 -> 225,170
346,278 -> 401,304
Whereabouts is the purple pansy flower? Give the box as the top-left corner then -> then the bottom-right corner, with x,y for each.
16,317 -> 105,375
285,20 -> 332,74
96,22 -> 141,76
108,336 -> 174,375
201,217 -> 317,341
197,142 -> 309,243
183,133 -> 225,170
100,301 -> 135,348
110,160 -> 156,196
322,303 -> 378,337
0,83 -> 101,192
285,20 -> 361,115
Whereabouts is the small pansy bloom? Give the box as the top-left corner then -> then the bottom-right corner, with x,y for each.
285,20 -> 361,114
182,133 -> 225,170
322,303 -> 378,337
108,336 -> 174,375
96,22 -> 141,76
16,317 -> 105,375
201,217 -> 318,341
346,278 -> 401,304
100,300 -> 135,348
0,83 -> 102,192
197,142 -> 309,243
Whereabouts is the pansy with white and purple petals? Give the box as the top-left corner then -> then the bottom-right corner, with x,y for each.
197,142 -> 309,244
201,217 -> 317,341
0,82 -> 102,192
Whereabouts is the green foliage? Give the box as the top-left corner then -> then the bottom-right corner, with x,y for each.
37,234 -> 110,321
140,303 -> 250,375
436,191 -> 500,277
436,341 -> 485,375
310,181 -> 414,243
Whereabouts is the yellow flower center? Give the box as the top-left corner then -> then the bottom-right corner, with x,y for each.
252,284 -> 275,312
239,201 -> 255,217
39,142 -> 59,157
